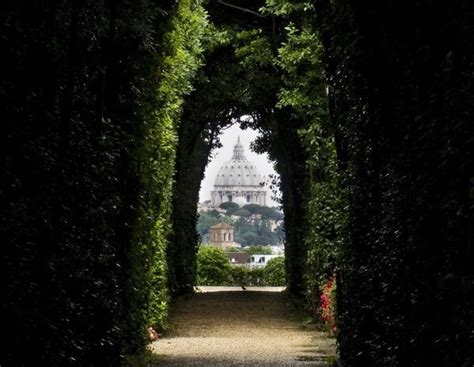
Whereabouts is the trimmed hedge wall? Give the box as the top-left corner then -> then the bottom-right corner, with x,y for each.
316,0 -> 474,365
127,0 -> 208,351
0,0 -> 208,365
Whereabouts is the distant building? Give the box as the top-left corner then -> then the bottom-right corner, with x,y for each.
197,201 -> 225,214
211,137 -> 267,207
208,222 -> 236,250
268,219 -> 283,232
248,254 -> 283,268
270,246 -> 285,255
225,252 -> 249,266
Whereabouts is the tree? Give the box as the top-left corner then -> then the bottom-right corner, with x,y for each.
242,204 -> 262,214
242,204 -> 284,220
263,257 -> 286,286
223,247 -> 243,253
233,216 -> 280,246
196,246 -> 231,286
196,211 -> 234,239
236,231 -> 259,247
219,202 -> 239,212
232,209 -> 251,217
196,212 -> 222,238
244,245 -> 272,256
209,209 -> 221,217
257,206 -> 279,219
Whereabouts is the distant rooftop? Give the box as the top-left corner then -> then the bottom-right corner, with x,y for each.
209,222 -> 233,230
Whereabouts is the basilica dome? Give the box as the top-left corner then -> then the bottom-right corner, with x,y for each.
214,138 -> 263,187
211,137 -> 267,207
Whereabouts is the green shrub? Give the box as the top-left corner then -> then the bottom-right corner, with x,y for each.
230,266 -> 249,285
263,257 -> 286,286
230,266 -> 266,286
196,246 -> 232,285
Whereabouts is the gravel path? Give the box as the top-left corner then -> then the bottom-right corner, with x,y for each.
151,287 -> 336,366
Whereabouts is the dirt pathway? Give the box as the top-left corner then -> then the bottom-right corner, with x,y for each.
151,287 -> 336,366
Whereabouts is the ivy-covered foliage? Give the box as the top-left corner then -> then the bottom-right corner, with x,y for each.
176,2 -> 474,365
167,18 -> 241,295
264,0 -> 345,312
172,0 -> 340,309
0,0 -> 208,365
315,0 -> 474,365
128,0 -> 208,349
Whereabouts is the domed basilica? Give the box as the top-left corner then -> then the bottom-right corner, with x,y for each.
211,137 -> 267,207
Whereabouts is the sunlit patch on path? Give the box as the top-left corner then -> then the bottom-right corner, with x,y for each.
152,287 -> 336,366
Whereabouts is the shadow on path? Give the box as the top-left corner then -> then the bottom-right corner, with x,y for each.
151,287 -> 336,366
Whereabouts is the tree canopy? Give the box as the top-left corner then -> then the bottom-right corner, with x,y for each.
196,246 -> 232,286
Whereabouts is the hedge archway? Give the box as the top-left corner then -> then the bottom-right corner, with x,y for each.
1,1 -> 472,366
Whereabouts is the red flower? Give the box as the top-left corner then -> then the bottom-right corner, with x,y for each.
319,276 -> 337,332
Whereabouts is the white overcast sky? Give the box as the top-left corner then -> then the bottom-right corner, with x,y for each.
198,124 -> 281,207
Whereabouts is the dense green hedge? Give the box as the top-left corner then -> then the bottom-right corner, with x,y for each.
196,246 -> 232,285
0,0 -> 208,365
168,16 -> 240,295
266,1 -> 345,312
264,257 -> 287,286
128,0 -> 208,351
316,0 -> 474,365
196,246 -> 286,287
0,1 -> 169,364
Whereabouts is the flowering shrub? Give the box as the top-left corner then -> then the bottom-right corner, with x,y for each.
320,276 -> 337,334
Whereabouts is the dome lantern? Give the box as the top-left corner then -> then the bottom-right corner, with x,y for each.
232,136 -> 245,159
